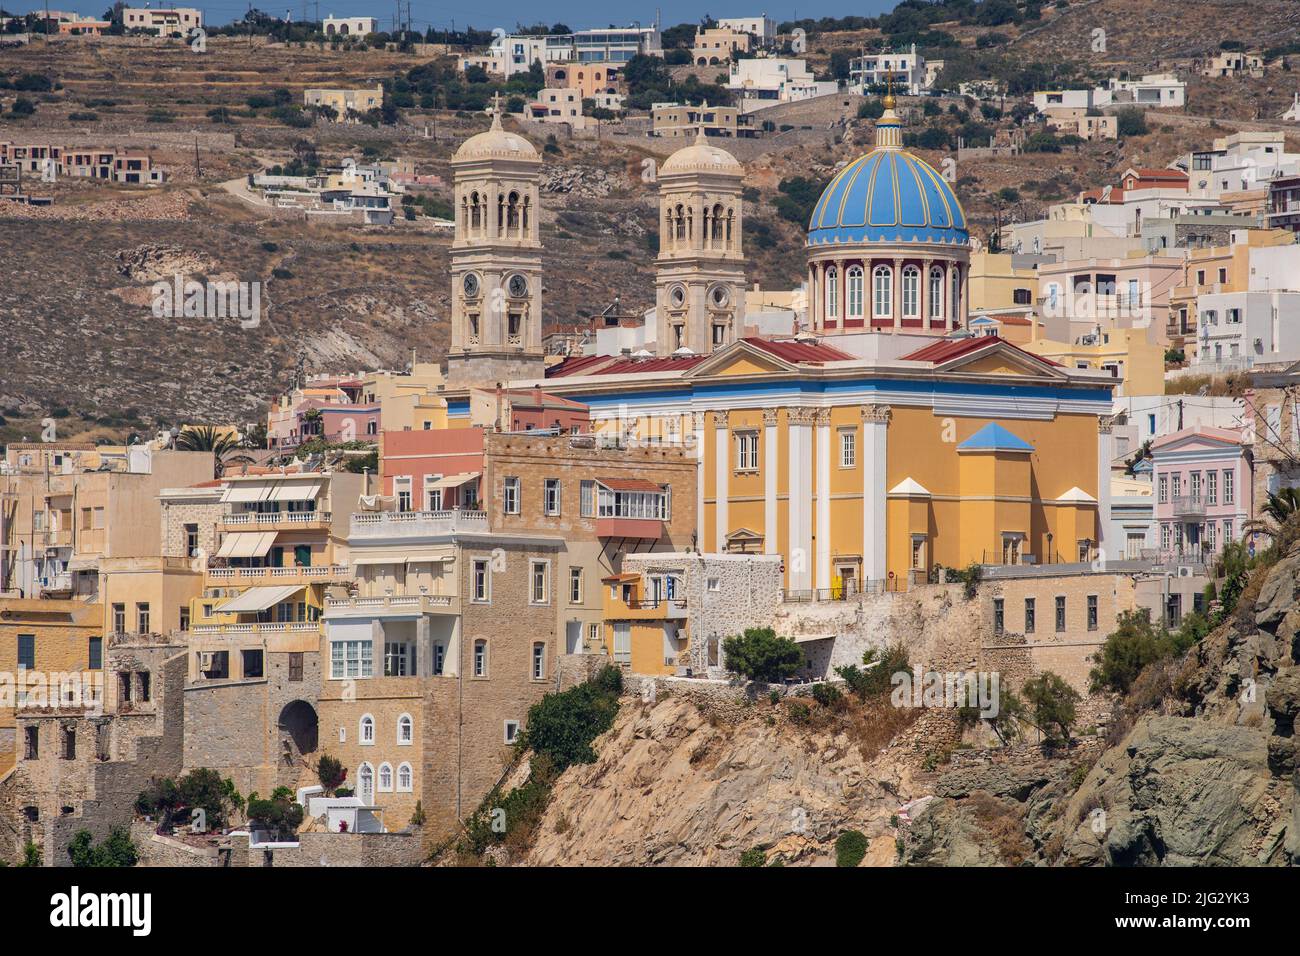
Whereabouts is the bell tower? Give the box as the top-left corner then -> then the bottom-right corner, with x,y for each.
448,95 -> 545,388
654,126 -> 747,356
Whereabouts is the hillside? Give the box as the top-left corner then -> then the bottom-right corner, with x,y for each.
2,1 -> 1299,438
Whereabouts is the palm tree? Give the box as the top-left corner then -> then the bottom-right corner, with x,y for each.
176,425 -> 245,478
1244,487 -> 1300,537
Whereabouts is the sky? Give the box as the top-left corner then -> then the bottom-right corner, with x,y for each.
26,2 -> 898,31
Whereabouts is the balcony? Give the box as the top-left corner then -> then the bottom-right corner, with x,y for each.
189,621 -> 320,637
222,511 -> 332,532
604,596 -> 688,621
1170,495 -> 1207,518
349,509 -> 488,539
206,564 -> 351,585
324,594 -> 457,617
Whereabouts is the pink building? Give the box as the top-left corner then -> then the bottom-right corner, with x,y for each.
380,428 -> 485,510
1152,426 -> 1253,560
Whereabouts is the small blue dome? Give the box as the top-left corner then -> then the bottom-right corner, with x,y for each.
808,148 -> 968,247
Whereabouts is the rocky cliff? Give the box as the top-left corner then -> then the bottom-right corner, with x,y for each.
901,549 -> 1300,867
511,551 -> 1300,867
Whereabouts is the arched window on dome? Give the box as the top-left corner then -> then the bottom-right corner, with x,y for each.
674,204 -> 686,243
825,267 -> 839,320
711,203 -> 724,246
522,195 -> 531,235
686,207 -> 694,242
929,267 -> 944,320
847,266 -> 865,318
872,265 -> 892,318
469,191 -> 482,231
951,266 -> 962,322
497,193 -> 505,233
726,208 -> 735,249
902,266 -> 920,318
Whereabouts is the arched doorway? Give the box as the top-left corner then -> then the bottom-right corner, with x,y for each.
278,700 -> 318,762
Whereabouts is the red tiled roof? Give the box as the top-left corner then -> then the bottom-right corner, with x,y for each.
1130,167 -> 1187,181
743,337 -> 853,364
549,354 -> 711,377
901,334 -> 1062,367
545,354 -> 618,378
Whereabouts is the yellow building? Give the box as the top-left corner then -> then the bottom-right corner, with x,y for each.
968,251 -> 1038,314
601,571 -> 688,676
1025,327 -> 1165,397
1166,228 -> 1293,344
0,598 -> 103,774
439,97 -> 1117,592
182,470 -> 362,677
303,84 -> 385,117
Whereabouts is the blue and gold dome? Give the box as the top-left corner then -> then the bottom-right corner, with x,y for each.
807,96 -> 968,248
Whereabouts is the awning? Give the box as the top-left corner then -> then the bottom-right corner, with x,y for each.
353,552 -> 452,566
215,532 -> 277,559
601,572 -> 641,584
596,477 -> 663,492
222,484 -> 271,504
216,585 -> 303,614
269,481 -> 321,502
430,471 -> 480,490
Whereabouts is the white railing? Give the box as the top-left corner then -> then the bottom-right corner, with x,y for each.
324,594 -> 456,614
223,511 -> 331,526
206,565 -> 351,581
190,621 -> 320,636
350,509 -> 488,537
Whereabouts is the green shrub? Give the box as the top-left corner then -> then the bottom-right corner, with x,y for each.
68,827 -> 137,867
1089,609 -> 1201,695
811,682 -> 843,707
739,846 -> 767,867
247,786 -> 304,839
723,627 -> 804,682
835,829 -> 868,867
836,644 -> 911,700
520,665 -> 621,771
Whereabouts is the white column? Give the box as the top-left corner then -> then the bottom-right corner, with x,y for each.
787,408 -> 814,593
713,411 -> 729,553
763,408 -> 779,555
862,405 -> 891,585
815,409 -> 832,591
693,411 -> 705,551
1097,416 -> 1113,558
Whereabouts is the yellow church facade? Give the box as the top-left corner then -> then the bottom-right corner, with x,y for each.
520,335 -> 1114,593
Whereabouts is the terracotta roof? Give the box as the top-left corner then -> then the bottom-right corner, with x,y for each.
548,354 -> 710,378
1130,167 -> 1187,181
597,477 -> 664,492
900,334 -> 1062,367
743,337 -> 853,364
1151,425 -> 1246,449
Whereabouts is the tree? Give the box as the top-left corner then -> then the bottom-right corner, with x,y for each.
247,786 -> 304,840
1088,609 -> 1176,695
1245,488 -> 1300,537
67,827 -> 138,867
1116,107 -> 1148,137
176,425 -> 244,478
136,768 -> 243,830
317,754 -> 347,793
1020,672 -> 1080,745
723,627 -> 804,682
